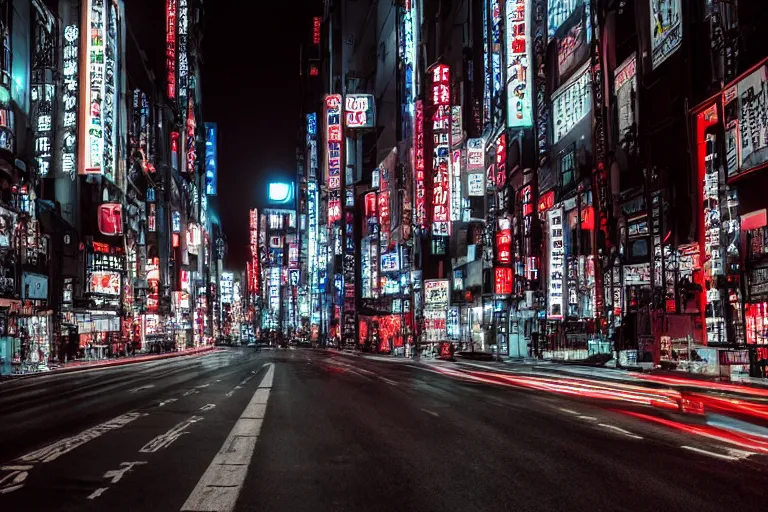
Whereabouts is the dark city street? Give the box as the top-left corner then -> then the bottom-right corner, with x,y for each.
2,348 -> 767,511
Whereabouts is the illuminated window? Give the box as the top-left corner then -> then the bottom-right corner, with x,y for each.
559,144 -> 577,188
269,214 -> 283,230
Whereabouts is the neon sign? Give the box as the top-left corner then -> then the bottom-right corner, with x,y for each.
178,0 -> 188,116
103,1 -> 118,182
415,100 -> 426,228
62,23 -> 79,180
344,94 -> 375,128
505,0 -> 533,128
547,208 -> 566,319
166,0 -> 177,99
313,16 -> 321,45
31,1 -> 56,177
430,64 -> 451,236
325,94 -> 343,224
83,0 -> 105,174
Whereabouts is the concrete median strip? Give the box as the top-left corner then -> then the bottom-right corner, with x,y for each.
181,362 -> 275,512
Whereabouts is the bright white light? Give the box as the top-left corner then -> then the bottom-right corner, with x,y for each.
268,182 -> 291,202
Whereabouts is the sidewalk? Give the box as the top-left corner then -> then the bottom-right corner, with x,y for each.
1,346 -> 218,381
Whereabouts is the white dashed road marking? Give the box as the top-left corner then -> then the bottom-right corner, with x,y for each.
181,363 -> 275,512
598,424 -> 644,440
681,446 -> 741,461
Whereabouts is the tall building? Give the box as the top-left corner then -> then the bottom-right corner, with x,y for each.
291,0 -> 768,379
0,0 -> 228,376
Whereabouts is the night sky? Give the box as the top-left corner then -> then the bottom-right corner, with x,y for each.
130,0 -> 308,270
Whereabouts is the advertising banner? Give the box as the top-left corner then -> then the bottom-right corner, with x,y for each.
505,0 -> 533,128
723,60 -> 768,178
547,208 -> 565,319
650,0 -> 682,69
615,54 -> 637,151
344,94 -> 376,128
551,64 -> 591,144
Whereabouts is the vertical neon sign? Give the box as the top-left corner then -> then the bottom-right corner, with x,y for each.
430,64 -> 451,236
415,100 -> 426,228
166,0 -> 177,99
178,0 -> 188,117
62,22 -> 79,180
325,94 -> 343,225
491,0 -> 503,125
83,0 -> 105,174
103,2 -> 118,182
505,0 -> 533,128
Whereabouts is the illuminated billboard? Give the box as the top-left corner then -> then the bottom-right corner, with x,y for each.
650,0 -> 682,69
430,64 -> 451,237
268,182 -> 294,204
325,94 -> 343,224
79,0 -> 119,181
205,123 -> 217,195
505,0 -> 533,128
551,63 -> 591,144
547,208 -> 565,319
61,23 -> 79,180
722,58 -> 768,178
344,94 -> 376,128
166,0 -> 176,98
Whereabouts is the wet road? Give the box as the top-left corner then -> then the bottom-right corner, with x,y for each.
1,347 -> 766,511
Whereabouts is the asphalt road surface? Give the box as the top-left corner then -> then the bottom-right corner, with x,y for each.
1,347 -> 766,512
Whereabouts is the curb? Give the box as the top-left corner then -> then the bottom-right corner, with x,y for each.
2,346 -> 218,381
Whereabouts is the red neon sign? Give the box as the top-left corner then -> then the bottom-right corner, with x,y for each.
312,16 -> 322,45
415,100 -> 426,228
494,267 -> 513,295
166,0 -> 177,99
430,64 -> 450,106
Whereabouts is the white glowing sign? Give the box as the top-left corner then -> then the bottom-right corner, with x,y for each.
551,64 -> 591,144
31,1 -> 56,178
467,138 -> 485,170
547,208 -> 565,319
62,24 -> 79,180
84,0 -> 105,174
451,149 -> 462,221
505,0 -> 533,128
344,94 -> 375,129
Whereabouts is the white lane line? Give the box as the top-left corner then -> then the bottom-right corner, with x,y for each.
681,446 -> 741,461
559,408 -> 580,415
726,448 -> 758,460
421,409 -> 439,417
379,376 -> 398,386
181,363 -> 275,512
139,417 -> 203,453
0,466 -> 32,494
183,389 -> 199,397
199,404 -> 216,413
130,384 -> 155,393
18,412 -> 145,464
598,424 -> 644,440
103,461 -> 148,483
577,415 -> 597,421
158,399 -> 178,407
87,488 -> 108,500
195,384 -> 211,389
